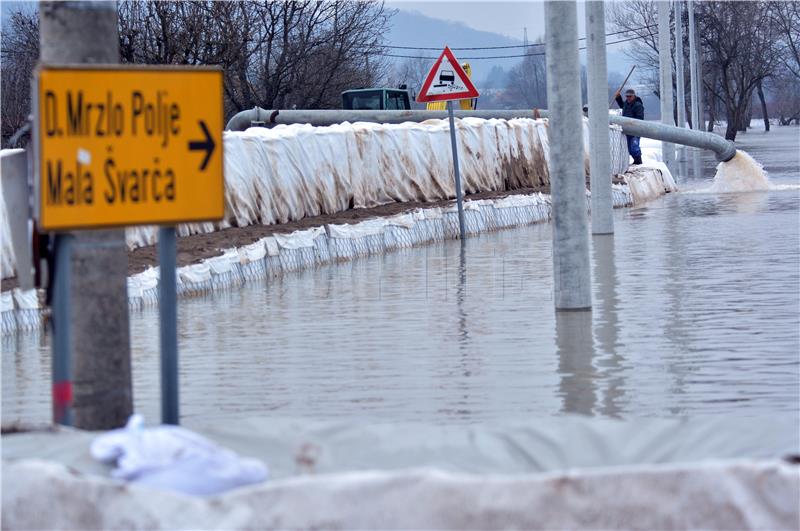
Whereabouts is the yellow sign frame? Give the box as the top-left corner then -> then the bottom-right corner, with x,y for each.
34,64 -> 224,231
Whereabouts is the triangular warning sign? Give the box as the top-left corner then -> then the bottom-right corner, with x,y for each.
417,46 -> 480,103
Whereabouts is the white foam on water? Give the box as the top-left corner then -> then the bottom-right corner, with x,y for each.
707,149 -> 772,193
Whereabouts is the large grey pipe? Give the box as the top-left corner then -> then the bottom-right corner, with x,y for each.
609,114 -> 735,161
226,108 -> 736,162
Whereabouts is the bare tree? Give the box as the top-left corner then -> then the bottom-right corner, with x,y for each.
386,53 -> 430,102
771,2 -> 800,81
241,1 -> 392,111
607,0 -> 660,89
0,0 -> 393,142
699,1 -> 782,140
769,73 -> 800,125
1,10 -> 39,147
505,41 -> 547,108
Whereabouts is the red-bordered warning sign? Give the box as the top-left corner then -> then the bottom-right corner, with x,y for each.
417,46 -> 480,103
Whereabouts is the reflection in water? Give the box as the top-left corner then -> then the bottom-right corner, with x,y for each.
556,310 -> 596,415
453,242 -> 474,419
593,235 -> 619,355
663,197 -> 690,414
728,192 -> 769,215
676,146 -> 688,183
592,235 -> 624,418
457,242 -> 469,347
691,147 -> 703,181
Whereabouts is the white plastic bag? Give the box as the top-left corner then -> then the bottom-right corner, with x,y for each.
91,415 -> 268,496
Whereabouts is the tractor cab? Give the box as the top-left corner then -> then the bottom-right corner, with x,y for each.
341,88 -> 411,110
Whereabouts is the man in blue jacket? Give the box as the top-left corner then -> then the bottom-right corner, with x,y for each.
614,88 -> 644,165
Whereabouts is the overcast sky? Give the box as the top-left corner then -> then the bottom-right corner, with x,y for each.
386,1 -> 637,81
386,1 -> 587,43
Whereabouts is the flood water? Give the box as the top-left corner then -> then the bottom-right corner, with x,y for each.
3,125 -> 799,425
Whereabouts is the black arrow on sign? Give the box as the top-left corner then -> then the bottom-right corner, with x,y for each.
188,120 -> 215,171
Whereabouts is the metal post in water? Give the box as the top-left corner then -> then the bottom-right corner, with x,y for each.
545,0 -> 592,311
675,1 -> 687,130
585,0 -> 614,235
658,1 -> 675,171
447,100 -> 467,241
159,226 -> 179,425
52,234 -> 73,426
688,0 -> 700,130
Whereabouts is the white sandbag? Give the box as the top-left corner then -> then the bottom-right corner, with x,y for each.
626,164 -> 677,205
207,251 -> 244,291
1,290 -> 16,334
178,263 -> 212,295
238,240 -> 268,281
11,288 -> 41,330
274,228 -> 327,271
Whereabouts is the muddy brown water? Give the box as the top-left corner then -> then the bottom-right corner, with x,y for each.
3,125 -> 798,425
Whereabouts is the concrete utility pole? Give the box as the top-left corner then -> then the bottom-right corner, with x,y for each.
687,0 -> 700,130
674,1 -> 686,130
40,1 -> 133,429
585,0 -> 613,235
695,25 -> 705,132
545,0 -> 592,311
658,1 -> 675,172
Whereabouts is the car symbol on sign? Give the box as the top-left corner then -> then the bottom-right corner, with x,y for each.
434,70 -> 455,88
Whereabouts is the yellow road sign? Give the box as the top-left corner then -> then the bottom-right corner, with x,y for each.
34,65 -> 224,231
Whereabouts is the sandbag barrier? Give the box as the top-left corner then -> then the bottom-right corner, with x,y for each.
3,459 -> 796,529
3,184 -> 634,333
2,119 -> 630,280
1,289 -> 43,335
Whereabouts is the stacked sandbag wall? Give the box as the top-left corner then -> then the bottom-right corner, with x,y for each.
1,118 -> 628,280
123,118 -> 629,250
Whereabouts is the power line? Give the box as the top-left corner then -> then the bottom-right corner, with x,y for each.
381,34 -> 652,61
380,25 -> 655,51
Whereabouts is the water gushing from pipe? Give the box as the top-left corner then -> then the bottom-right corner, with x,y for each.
709,150 -> 772,193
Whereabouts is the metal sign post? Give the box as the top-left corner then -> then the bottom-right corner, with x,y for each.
52,234 -> 73,425
159,226 -> 179,424
417,46 -> 480,241
446,100 -> 466,241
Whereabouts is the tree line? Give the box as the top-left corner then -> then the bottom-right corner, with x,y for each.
608,0 -> 800,140
1,1 -> 392,147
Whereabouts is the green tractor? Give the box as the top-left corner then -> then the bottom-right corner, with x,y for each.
341,86 -> 411,110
